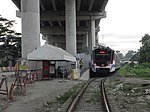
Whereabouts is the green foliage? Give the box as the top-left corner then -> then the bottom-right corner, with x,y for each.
56,83 -> 83,104
118,66 -> 127,76
0,15 -> 21,66
124,50 -> 135,61
130,52 -> 139,61
118,63 -> 150,77
0,15 -> 15,36
128,34 -> 150,63
143,62 -> 150,68
131,68 -> 150,77
139,34 -> 150,63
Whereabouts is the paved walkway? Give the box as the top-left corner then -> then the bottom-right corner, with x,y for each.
0,70 -> 89,111
3,79 -> 83,112
79,69 -> 89,80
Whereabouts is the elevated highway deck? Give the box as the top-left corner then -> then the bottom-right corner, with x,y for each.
12,0 -> 108,57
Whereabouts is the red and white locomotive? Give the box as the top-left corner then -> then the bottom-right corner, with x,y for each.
89,46 -> 120,77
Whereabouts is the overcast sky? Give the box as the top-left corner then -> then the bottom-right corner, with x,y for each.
0,0 -> 150,55
0,0 -> 21,32
99,0 -> 150,55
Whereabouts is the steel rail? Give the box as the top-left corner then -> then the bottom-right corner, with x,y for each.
66,78 -> 95,112
101,78 -> 111,112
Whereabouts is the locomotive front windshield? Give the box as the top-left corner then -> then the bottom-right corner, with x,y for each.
94,49 -> 112,61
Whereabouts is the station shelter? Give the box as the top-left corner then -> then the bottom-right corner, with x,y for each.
27,44 -> 76,79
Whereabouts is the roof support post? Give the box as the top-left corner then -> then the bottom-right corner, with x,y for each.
88,18 -> 95,54
91,19 -> 95,51
65,0 -> 76,56
21,0 -> 40,58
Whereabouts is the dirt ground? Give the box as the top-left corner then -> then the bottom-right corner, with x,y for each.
0,76 -> 83,112
105,74 -> 150,112
1,72 -> 150,112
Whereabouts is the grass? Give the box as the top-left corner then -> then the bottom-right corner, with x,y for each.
45,101 -> 54,108
118,66 -> 127,76
56,82 -> 84,104
118,63 -> 150,77
44,82 -> 84,110
131,68 -> 150,77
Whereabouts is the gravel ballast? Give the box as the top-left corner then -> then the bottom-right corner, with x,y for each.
105,74 -> 150,112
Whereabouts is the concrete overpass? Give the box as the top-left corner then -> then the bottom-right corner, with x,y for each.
12,0 -> 108,58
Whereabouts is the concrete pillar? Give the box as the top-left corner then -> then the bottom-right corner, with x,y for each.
86,32 -> 88,49
46,35 -> 53,45
82,35 -> 86,53
65,0 -> 76,56
46,35 -> 49,44
88,21 -> 92,54
91,19 -> 95,50
84,32 -> 88,53
95,32 -> 99,47
21,0 -> 40,58
88,19 -> 95,54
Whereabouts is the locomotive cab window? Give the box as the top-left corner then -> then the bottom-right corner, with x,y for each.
94,49 -> 112,61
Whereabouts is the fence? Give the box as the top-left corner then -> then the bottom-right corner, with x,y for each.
0,67 -> 15,72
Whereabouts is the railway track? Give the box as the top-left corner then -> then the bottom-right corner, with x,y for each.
61,77 -> 111,112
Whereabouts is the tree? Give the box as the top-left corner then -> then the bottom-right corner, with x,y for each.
0,15 -> 21,66
124,50 -> 135,61
139,34 -> 150,63
116,50 -> 124,60
130,51 -> 139,61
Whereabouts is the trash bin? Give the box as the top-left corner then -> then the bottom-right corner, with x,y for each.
71,69 -> 78,80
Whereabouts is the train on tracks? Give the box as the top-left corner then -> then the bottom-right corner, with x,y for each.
89,46 -> 120,77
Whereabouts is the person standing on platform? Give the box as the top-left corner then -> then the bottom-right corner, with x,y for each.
56,66 -> 61,78
79,58 -> 83,69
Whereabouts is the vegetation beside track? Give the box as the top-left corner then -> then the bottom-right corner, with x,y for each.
40,82 -> 85,111
118,62 -> 150,77
56,82 -> 84,104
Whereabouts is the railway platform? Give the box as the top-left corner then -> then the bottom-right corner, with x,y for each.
0,70 -> 89,111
